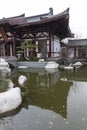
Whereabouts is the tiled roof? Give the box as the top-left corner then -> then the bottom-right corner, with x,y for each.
0,8 -> 72,40
68,39 -> 87,46
0,8 -> 69,26
25,8 -> 69,25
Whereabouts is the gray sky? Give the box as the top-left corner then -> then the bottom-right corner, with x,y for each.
1,0 -> 87,38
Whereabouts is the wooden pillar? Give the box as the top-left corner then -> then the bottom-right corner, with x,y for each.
74,47 -> 76,58
34,33 -> 36,56
12,34 -> 16,56
3,44 -> 5,56
49,32 -> 51,57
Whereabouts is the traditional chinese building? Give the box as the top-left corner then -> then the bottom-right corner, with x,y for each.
67,39 -> 87,59
0,8 -> 72,59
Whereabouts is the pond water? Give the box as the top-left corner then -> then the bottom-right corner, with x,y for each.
0,67 -> 87,130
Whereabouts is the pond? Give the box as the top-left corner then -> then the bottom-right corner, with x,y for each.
0,66 -> 87,130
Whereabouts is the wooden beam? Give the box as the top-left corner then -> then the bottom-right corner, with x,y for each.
49,32 -> 51,57
12,34 -> 16,56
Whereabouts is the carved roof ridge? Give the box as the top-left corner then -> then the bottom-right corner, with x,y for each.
0,8 -> 70,26
26,7 -> 53,19
0,14 -> 25,25
47,8 -> 69,19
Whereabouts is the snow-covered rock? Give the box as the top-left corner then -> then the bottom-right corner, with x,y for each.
45,68 -> 58,74
64,64 -> 73,70
0,58 -> 9,68
45,61 -> 59,69
38,59 -> 45,62
18,66 -> 28,69
0,58 -> 11,76
18,75 -> 27,86
64,66 -> 73,70
0,87 -> 22,113
73,62 -> 82,68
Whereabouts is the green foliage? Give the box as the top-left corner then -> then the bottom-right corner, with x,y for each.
0,78 -> 8,92
18,40 -> 36,51
18,56 -> 27,61
17,40 -> 36,60
29,57 -> 38,61
57,57 -> 72,65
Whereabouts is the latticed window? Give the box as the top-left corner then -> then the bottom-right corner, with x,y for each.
38,39 -> 48,58
38,40 -> 47,53
78,48 -> 87,58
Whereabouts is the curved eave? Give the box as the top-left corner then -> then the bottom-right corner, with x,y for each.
14,8 -> 72,38
17,8 -> 70,27
15,14 -> 71,32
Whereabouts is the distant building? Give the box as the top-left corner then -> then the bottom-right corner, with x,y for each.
67,39 -> 87,59
0,8 -> 72,59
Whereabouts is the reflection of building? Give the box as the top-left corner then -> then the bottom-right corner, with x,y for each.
0,8 -> 72,58
67,81 -> 87,129
27,78 -> 71,118
37,71 -> 59,87
18,68 -> 59,87
17,70 -> 71,118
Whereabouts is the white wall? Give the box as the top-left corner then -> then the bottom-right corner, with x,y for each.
68,48 -> 74,58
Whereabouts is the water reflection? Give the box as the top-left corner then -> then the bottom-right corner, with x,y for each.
67,81 -> 87,129
17,68 -> 71,118
45,68 -> 58,74
0,67 -> 87,130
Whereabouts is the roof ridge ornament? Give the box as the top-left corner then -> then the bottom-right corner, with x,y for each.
40,7 -> 53,20
49,7 -> 53,15
67,8 -> 69,13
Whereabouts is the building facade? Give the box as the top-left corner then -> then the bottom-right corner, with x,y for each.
0,8 -> 72,59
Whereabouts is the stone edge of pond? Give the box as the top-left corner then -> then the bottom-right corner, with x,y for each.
18,61 -> 47,68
